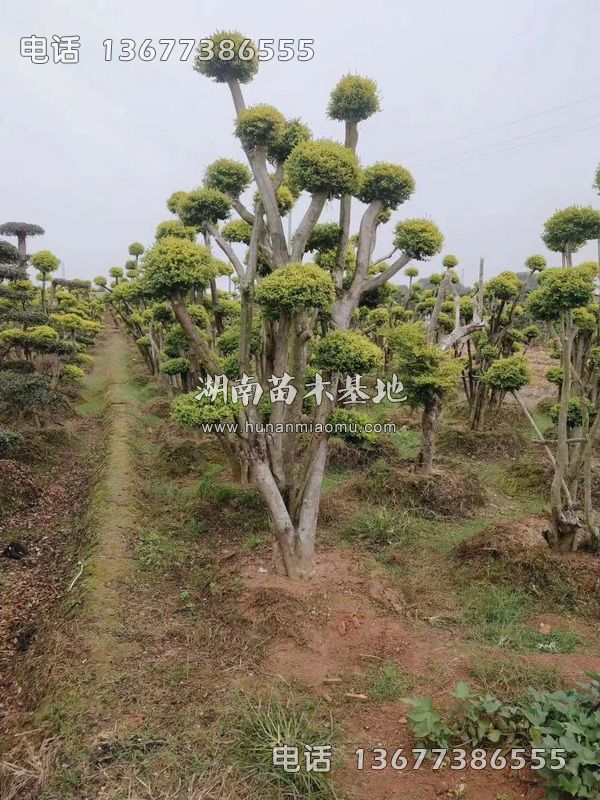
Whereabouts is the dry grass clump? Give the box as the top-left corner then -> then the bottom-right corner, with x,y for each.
352,459 -> 488,518
437,424 -> 529,460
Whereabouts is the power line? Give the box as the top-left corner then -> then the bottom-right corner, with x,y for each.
400,93 -> 600,157
420,120 -> 600,170
413,112 -> 600,167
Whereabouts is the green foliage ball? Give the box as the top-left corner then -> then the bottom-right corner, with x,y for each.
155,220 -> 197,241
286,139 -> 360,197
327,75 -> 380,122
306,223 -> 341,253
442,254 -> 458,268
128,242 -> 144,257
313,330 -> 382,374
161,357 -> 190,376
193,31 -> 258,84
268,118 -> 312,163
394,219 -> 444,261
255,262 -> 335,318
204,158 -> 252,197
357,163 -> 415,209
142,236 -> 217,296
542,205 -> 600,253
30,250 -> 60,274
235,104 -> 286,150
527,267 -> 595,319
485,271 -> 522,301
166,190 -> 188,215
482,355 -> 531,392
222,219 -> 252,244
179,188 -> 230,227
525,254 -> 546,272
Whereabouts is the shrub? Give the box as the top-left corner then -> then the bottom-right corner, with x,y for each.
142,237 -> 217,296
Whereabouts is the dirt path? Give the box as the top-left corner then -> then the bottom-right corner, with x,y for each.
82,322 -> 138,667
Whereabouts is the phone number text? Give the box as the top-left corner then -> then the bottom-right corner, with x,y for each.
355,747 -> 566,771
102,38 -> 314,63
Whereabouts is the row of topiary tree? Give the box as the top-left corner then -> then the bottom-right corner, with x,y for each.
0,221 -> 102,450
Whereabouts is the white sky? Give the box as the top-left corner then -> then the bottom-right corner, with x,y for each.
1,0 -> 599,285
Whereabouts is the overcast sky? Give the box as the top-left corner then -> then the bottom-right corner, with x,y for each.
1,0 -> 599,286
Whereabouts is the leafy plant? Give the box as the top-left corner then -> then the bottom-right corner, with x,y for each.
403,674 -> 600,799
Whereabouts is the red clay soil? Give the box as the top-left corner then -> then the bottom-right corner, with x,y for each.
238,549 -> 556,799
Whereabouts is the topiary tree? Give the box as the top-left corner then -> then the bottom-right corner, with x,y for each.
0,222 -> 45,264
30,249 -> 59,311
128,242 -> 144,267
388,322 -> 464,474
542,206 -> 600,266
120,35 -> 488,580
522,262 -> 599,551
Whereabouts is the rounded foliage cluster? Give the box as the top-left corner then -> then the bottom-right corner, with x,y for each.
30,250 -> 60,274
357,163 -> 415,209
166,190 -> 188,215
306,223 -> 341,253
527,267 -> 595,319
267,118 -> 312,163
235,104 -> 286,150
312,330 -> 382,374
394,219 -> 444,261
0,222 -> 45,238
255,262 -> 334,318
204,158 -> 252,197
171,392 -> 235,426
482,355 -> 531,392
542,205 -> 600,253
546,366 -> 564,386
161,357 -> 190,376
550,397 -> 596,428
485,271 -> 522,301
128,242 -> 144,257
286,139 -> 360,197
329,407 -> 376,445
193,31 -> 258,84
155,220 -> 197,241
178,188 -> 230,227
0,240 -> 20,264
442,254 -> 458,269
525,254 -> 546,272
221,219 -> 252,244
142,236 -> 217,296
327,75 -> 380,122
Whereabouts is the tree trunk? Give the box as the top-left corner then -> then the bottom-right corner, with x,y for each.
416,395 -> 442,475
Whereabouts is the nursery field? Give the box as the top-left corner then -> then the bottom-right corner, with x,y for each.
1,321 -> 599,800
2,26 -> 600,800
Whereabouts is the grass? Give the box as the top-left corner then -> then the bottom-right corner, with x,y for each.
469,656 -> 562,701
341,507 -> 414,551
367,662 -> 411,701
230,694 -> 339,799
460,584 -> 583,652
